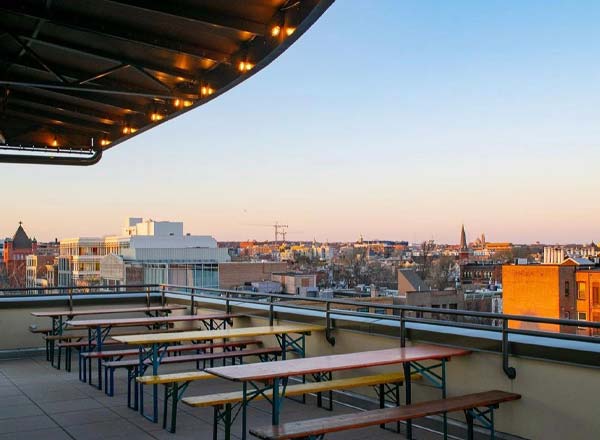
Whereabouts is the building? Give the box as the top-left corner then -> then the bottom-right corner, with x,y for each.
3,223 -> 37,288
460,262 -> 502,286
25,255 -> 57,289
218,262 -> 288,289
502,262 -> 586,333
397,269 -> 429,296
61,218 -> 230,287
271,272 -> 317,296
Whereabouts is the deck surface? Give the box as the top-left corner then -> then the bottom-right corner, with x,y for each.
0,355 -> 461,440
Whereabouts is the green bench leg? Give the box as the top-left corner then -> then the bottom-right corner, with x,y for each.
213,403 -> 232,440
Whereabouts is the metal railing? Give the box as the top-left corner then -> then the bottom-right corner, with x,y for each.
161,284 -> 600,379
2,283 -> 599,377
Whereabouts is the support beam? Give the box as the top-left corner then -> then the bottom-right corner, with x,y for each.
0,3 -> 233,63
105,0 -> 268,36
76,64 -> 130,85
4,61 -> 185,100
7,96 -> 119,126
0,80 -> 182,100
5,107 -> 113,135
8,33 -> 69,83
13,33 -> 200,81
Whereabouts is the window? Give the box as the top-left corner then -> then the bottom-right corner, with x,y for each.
577,282 -> 586,300
593,284 -> 600,306
578,312 -> 588,330
564,311 -> 570,320
356,307 -> 369,313
565,281 -> 570,296
374,308 -> 386,314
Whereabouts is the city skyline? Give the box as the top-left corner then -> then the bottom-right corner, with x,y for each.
3,1 -> 600,242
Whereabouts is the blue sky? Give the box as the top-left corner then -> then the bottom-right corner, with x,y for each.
2,1 -> 600,244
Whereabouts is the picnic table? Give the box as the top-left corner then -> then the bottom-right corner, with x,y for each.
113,324 -> 325,423
32,304 -> 188,337
205,344 -> 471,440
66,313 -> 240,390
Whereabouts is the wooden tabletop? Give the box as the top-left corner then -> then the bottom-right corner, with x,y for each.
112,324 -> 325,345
31,304 -> 187,318
206,345 -> 471,382
66,313 -> 240,328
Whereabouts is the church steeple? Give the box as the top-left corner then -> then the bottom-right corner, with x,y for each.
460,224 -> 467,250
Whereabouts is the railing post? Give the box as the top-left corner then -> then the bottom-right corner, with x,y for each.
325,301 -> 336,346
190,288 -> 195,315
502,318 -> 516,379
225,292 -> 231,314
145,286 -> 150,308
400,309 -> 406,348
160,285 -> 166,307
269,295 -> 275,326
68,287 -> 73,312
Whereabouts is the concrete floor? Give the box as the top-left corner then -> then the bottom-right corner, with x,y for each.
0,354 -> 435,440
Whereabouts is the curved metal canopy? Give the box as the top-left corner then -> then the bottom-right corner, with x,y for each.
0,0 -> 334,165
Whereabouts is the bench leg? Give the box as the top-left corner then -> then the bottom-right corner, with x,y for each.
162,384 -> 169,430
169,382 -> 179,433
66,347 -> 72,372
465,410 -> 475,440
213,404 -> 232,440
45,337 -> 50,361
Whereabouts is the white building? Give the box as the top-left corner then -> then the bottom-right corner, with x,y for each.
60,217 -> 230,287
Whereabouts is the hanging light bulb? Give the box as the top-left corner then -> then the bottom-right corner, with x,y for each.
150,111 -> 163,122
51,136 -> 58,147
201,85 -> 215,96
238,61 -> 254,72
173,98 -> 181,108
285,27 -> 296,36
100,138 -> 111,147
271,25 -> 281,37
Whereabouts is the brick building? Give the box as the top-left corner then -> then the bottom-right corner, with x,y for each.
218,262 -> 288,289
502,261 -> 600,334
3,223 -> 37,288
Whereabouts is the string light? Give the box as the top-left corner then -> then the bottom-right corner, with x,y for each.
150,111 -> 164,121
122,125 -> 136,135
200,85 -> 214,97
174,99 -> 194,108
271,25 -> 281,37
238,61 -> 254,72
100,138 -> 111,147
285,27 -> 296,36
51,136 -> 58,147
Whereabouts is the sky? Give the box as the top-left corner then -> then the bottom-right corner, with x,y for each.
2,0 -> 600,244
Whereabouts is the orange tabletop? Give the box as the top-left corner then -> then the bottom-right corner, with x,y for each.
31,304 -> 187,318
66,313 -> 240,328
206,344 -> 471,382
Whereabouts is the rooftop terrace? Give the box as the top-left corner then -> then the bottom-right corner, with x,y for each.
1,285 -> 599,440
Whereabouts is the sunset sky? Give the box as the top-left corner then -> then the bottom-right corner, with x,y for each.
2,1 -> 600,244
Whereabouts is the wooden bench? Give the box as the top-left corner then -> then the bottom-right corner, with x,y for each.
79,339 -> 260,383
30,327 -> 53,360
106,345 -> 287,409
52,327 -> 183,371
250,390 -> 521,440
182,372 -> 419,437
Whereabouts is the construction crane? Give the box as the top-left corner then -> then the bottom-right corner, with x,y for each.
243,221 -> 288,244
273,222 -> 288,244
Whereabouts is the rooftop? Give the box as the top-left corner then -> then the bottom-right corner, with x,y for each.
1,285 -> 599,440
